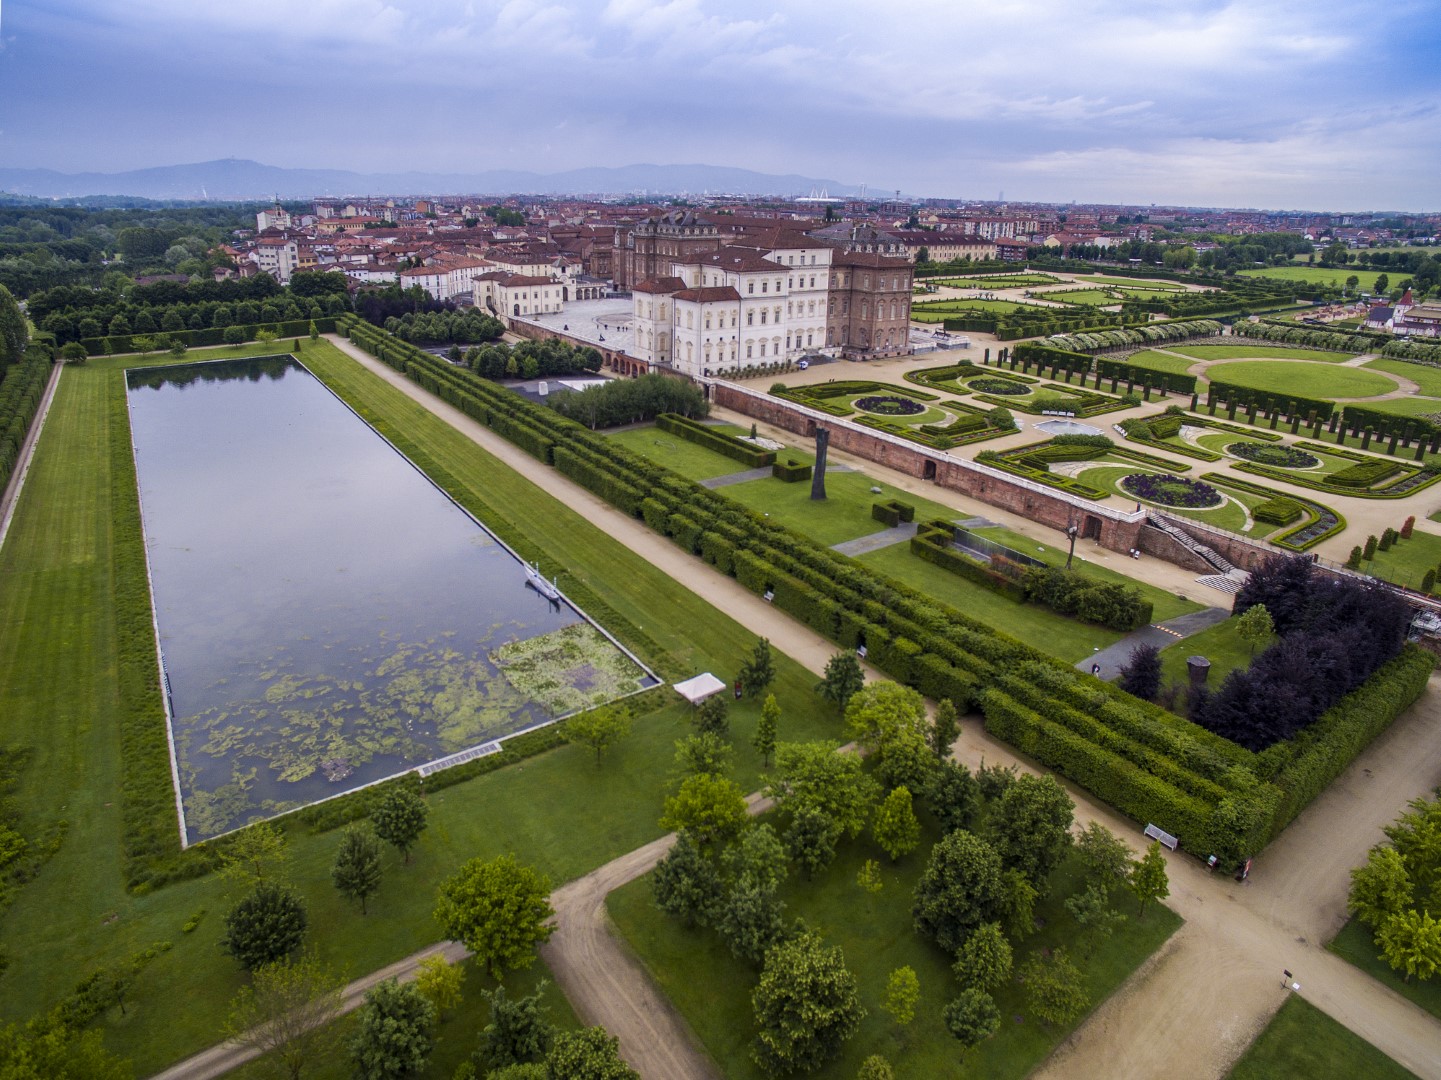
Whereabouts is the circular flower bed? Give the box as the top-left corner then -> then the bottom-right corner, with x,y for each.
966,377 -> 1029,396
1120,472 -> 1223,509
854,395 -> 926,416
1226,441 -> 1320,468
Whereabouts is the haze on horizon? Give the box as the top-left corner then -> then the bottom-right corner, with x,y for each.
1,0 -> 1438,211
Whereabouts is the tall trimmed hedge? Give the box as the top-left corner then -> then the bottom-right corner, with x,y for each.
83,318 -> 337,356
0,345 -> 53,492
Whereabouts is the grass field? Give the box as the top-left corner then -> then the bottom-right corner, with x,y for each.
1204,361 -> 1396,399
1122,349 -> 1199,375
1030,289 -> 1121,306
1329,917 -> 1441,1022
932,274 -> 1060,288
1366,358 -> 1441,397
1227,995 -> 1417,1080
914,299 -> 1049,315
0,342 -> 852,1072
1238,266 -> 1395,292
608,817 -> 1182,1080
1171,344 -> 1358,363
606,424 -> 790,481
1083,276 -> 1187,291
1354,526 -> 1441,591
1159,617 -> 1258,694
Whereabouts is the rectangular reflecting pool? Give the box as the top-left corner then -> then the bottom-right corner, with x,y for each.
126,356 -> 655,843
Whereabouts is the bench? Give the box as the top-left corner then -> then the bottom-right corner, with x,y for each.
1144,823 -> 1179,850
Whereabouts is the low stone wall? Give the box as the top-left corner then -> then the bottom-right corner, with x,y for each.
1137,524 -> 1217,574
508,319 -> 647,376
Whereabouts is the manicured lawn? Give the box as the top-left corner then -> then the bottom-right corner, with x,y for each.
606,424 -> 761,481
1171,344 -> 1358,363
608,817 -> 1182,1080
914,299 -> 1047,315
1203,361 -> 1395,400
1227,994 -> 1417,1079
1238,266 -> 1396,291
1072,464 -> 1255,534
1328,917 -> 1441,1022
1350,395 -> 1441,418
933,274 -> 1061,288
1354,526 -> 1441,591
1030,289 -> 1120,306
0,341 -> 850,1072
1159,617 -> 1258,694
1084,276 -> 1186,291
723,470 -> 953,547
1123,350 -> 1199,375
1366,358 -> 1441,397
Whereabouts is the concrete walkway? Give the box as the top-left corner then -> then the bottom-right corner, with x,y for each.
830,521 -> 918,556
698,465 -> 772,489
1077,606 -> 1233,679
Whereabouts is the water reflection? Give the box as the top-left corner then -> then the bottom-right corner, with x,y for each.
127,356 -> 650,842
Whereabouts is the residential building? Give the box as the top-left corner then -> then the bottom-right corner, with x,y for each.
475,273 -> 567,319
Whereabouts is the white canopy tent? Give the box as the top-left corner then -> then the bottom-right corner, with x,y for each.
673,672 -> 727,705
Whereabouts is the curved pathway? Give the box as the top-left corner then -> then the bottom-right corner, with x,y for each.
155,339 -> 1441,1080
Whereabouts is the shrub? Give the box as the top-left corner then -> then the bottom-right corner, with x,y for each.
1253,498 -> 1304,526
772,459 -> 812,483
1402,515 -> 1416,540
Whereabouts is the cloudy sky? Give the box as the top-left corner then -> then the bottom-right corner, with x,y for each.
2,0 -> 1438,209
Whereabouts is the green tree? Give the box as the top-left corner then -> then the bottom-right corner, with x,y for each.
1064,884 -> 1126,958
224,325 -> 247,346
1019,948 -> 1088,1026
724,823 -> 789,893
564,707 -> 632,766
1376,273 -> 1390,294
872,786 -> 920,862
167,339 -> 187,358
371,786 -> 428,865
349,979 -> 435,1080
412,955 -> 464,1021
474,982 -> 553,1071
1348,846 -> 1413,932
953,921 -> 1012,992
58,342 -> 88,365
929,698 -> 959,759
716,876 -> 787,965
1346,546 -> 1363,569
221,883 -> 307,971
987,773 -> 1074,891
785,803 -> 841,880
1364,534 -> 1378,560
131,335 -> 156,356
255,329 -> 278,346
331,825 -> 383,914
816,652 -> 865,712
544,1027 -> 639,1079
993,867 -> 1037,943
1236,603 -> 1275,657
0,1019 -> 131,1080
1117,643 -> 1161,701
0,284 -> 29,369
1130,841 -> 1171,919
308,320 -> 320,341
753,693 -> 780,767
660,773 -> 749,849
694,694 -> 729,739
943,988 -> 1000,1057
738,637 -> 775,697
1378,909 -> 1441,983
651,832 -> 722,926
926,760 -> 981,834
857,1054 -> 894,1080
434,854 -> 555,980
845,681 -> 928,758
857,859 -> 884,895
751,932 -> 865,1077
1074,822 -> 1133,897
882,966 -> 919,1028
219,822 -> 291,891
673,732 -> 732,778
766,742 -> 878,840
912,830 -> 1004,953
224,954 -> 343,1080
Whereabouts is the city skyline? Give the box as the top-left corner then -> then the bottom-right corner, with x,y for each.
2,0 -> 1439,210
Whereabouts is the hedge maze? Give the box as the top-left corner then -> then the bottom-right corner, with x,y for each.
337,315 -> 1430,863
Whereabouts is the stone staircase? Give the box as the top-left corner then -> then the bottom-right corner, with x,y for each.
1149,515 -> 1250,594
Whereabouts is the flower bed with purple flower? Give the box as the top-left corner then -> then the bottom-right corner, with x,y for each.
1120,472 -> 1223,509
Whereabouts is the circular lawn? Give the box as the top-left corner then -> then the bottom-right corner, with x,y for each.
1120,472 -> 1224,509
1205,361 -> 1395,400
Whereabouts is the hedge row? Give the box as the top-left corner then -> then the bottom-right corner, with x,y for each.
1047,321 -> 1224,353
1339,404 -> 1441,443
1233,321 -> 1383,354
1232,459 -> 1440,500
871,500 -> 916,527
1204,474 -> 1346,551
1095,356 -> 1198,395
656,412 -> 774,468
82,318 -> 336,356
911,523 -> 1028,602
0,346 -> 53,492
1253,498 -> 1304,525
772,459 -> 812,482
335,316 -> 1422,860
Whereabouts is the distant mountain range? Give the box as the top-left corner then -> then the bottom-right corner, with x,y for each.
0,159 -> 862,201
